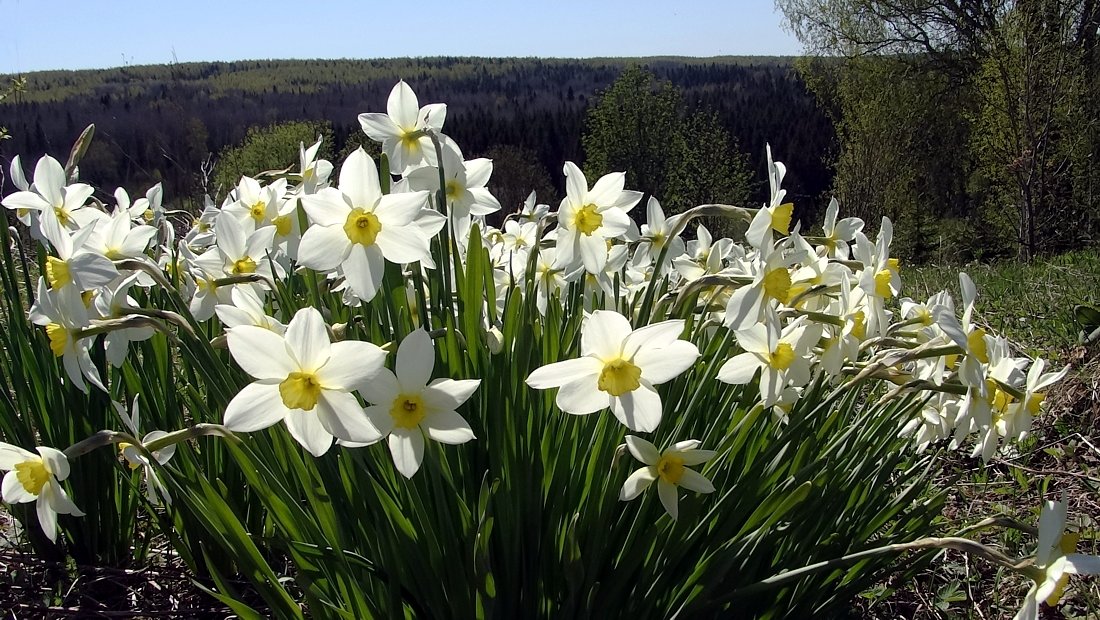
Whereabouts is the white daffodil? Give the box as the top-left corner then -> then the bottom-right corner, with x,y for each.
28,278 -> 105,393
518,190 -> 549,223
38,207 -> 118,294
745,145 -> 794,250
717,313 -> 820,407
554,161 -> 642,275
215,287 -> 286,334
636,196 -> 686,273
114,398 -> 176,507
353,329 -> 479,478
93,274 -> 156,367
406,141 -> 501,228
222,176 -> 289,232
88,201 -> 157,261
1013,497 -> 1100,620
297,148 -> 439,303
296,136 -> 334,194
358,80 -> 447,174
818,197 -> 863,259
525,310 -> 700,432
223,306 -> 386,457
6,155 -> 38,229
619,436 -> 715,520
0,443 -> 84,542
209,216 -> 282,283
851,217 -> 900,337
1,155 -> 96,230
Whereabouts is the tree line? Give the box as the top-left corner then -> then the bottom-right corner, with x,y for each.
0,57 -> 833,221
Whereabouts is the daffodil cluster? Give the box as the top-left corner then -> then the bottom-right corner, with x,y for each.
0,81 -> 1067,559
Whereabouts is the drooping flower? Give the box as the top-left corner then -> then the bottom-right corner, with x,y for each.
353,329 -> 479,478
114,398 -> 176,507
1013,497 -> 1100,620
525,310 -> 699,432
223,306 -> 386,457
0,443 -> 84,542
618,435 -> 715,520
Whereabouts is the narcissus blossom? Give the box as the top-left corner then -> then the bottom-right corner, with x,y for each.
1013,497 -> 1100,620
353,329 -> 479,478
618,435 -> 715,520
224,306 -> 385,457
0,443 -> 84,542
525,310 -> 699,432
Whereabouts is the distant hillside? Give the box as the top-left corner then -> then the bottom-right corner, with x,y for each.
0,57 -> 833,216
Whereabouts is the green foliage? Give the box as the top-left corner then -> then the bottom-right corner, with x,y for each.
782,0 -> 1100,260
583,67 -> 752,224
213,120 -> 334,196
902,248 -> 1100,358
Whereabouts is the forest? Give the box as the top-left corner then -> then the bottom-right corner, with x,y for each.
0,56 -> 834,227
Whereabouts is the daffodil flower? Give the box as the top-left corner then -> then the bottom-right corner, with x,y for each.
353,328 -> 479,478
295,136 -> 334,194
28,278 -> 105,393
636,197 -> 686,273
114,398 -> 175,507
358,80 -> 447,174
37,207 -> 118,294
223,306 -> 386,457
554,161 -> 642,275
0,155 -> 96,231
0,443 -> 84,543
525,310 -> 700,432
619,436 -> 715,520
717,313 -> 820,407
297,148 -> 439,303
1013,497 -> 1100,620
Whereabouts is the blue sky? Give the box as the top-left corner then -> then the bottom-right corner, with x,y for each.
0,1 -> 801,74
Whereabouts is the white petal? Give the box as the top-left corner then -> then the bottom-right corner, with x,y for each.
36,494 -> 59,542
0,444 -> 37,469
359,367 -> 400,406
678,449 -> 717,467
286,307 -> 331,371
224,382 -> 288,432
423,409 -> 476,445
2,470 -> 35,503
619,467 -> 656,500
422,378 -> 480,411
634,340 -> 699,385
37,447 -> 69,481
315,391 -> 382,444
388,428 -> 425,478
581,310 -> 632,359
676,468 -> 715,494
361,404 -> 397,438
526,356 -> 602,389
316,340 -> 386,391
342,244 -> 384,302
621,320 -> 685,358
657,480 -> 679,520
555,374 -> 609,415
284,410 -> 333,457
610,385 -> 663,432
716,353 -> 763,385
227,326 -> 296,380
1065,553 -> 1100,575
297,224 -> 351,272
396,329 -> 434,391
624,435 -> 659,465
